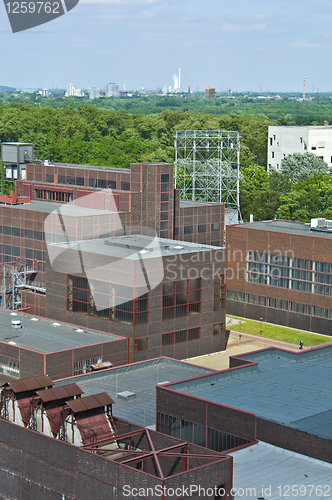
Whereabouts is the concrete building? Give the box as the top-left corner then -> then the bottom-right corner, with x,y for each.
226,219 -> 332,335
106,83 -> 119,97
268,125 -> 332,171
88,87 -> 100,99
65,84 -> 84,98
205,88 -> 216,98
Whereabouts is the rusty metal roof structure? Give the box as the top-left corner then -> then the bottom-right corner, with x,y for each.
37,383 -> 83,403
67,392 -> 114,413
7,375 -> 53,394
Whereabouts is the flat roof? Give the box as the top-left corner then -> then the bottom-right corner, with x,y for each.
11,200 -> 117,216
180,200 -> 221,208
52,163 -> 130,173
52,234 -> 222,260
234,219 -> 332,239
166,346 -> 332,440
230,441 -> 332,499
0,309 -> 122,354
55,358 -> 213,427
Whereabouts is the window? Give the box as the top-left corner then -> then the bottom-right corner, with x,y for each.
76,177 -> 84,186
121,181 -> 130,191
318,141 -> 325,148
12,227 -> 20,237
161,174 -> 169,183
162,279 -> 201,320
162,327 -> 200,346
89,178 -> 97,188
98,179 -> 107,189
211,223 -> 220,231
58,175 -> 66,184
214,274 -> 226,310
161,193 -> 169,202
184,226 -> 193,235
226,290 -> 245,302
300,137 -> 303,144
290,302 -> 310,315
3,226 -> 11,235
73,357 -> 102,376
270,137 -> 273,145
198,224 -> 206,233
135,337 -> 148,351
108,180 -> 116,189
268,297 -> 288,310
46,174 -> 54,183
213,323 -> 224,336
311,146 -> 317,150
0,355 -> 19,378
246,293 -> 266,306
68,276 -> 148,324
272,151 -> 275,158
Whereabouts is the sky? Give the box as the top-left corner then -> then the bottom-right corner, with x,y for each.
1,0 -> 332,92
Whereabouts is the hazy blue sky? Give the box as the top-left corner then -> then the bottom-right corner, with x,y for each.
1,0 -> 331,92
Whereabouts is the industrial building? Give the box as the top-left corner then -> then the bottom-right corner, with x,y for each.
0,371 -> 233,499
268,124 -> 332,171
0,308 -> 127,382
226,218 -> 332,335
205,88 -> 216,98
156,344 -> 332,465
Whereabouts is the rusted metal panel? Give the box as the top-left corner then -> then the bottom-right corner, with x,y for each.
67,393 -> 114,413
9,375 -> 53,394
37,383 -> 83,403
45,407 -> 69,437
76,414 -> 113,445
17,397 -> 32,426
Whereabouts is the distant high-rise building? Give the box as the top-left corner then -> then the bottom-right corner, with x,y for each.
89,87 -> 101,99
205,88 -> 216,98
106,83 -> 119,97
65,84 -> 84,97
173,67 -> 182,92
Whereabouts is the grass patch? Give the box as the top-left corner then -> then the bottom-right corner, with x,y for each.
227,315 -> 331,347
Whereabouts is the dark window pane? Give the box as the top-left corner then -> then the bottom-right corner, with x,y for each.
184,226 -> 193,234
161,193 -> 169,202
135,337 -> 148,351
98,179 -> 107,189
108,180 -> 116,189
211,223 -> 220,231
89,178 -> 97,188
162,332 -> 174,346
3,226 -> 11,235
46,174 -> 54,183
188,327 -> 200,340
161,183 -> 169,192
12,227 -> 20,237
161,174 -> 169,183
198,224 -> 206,233
175,330 -> 187,343
76,177 -> 84,186
121,181 -> 130,191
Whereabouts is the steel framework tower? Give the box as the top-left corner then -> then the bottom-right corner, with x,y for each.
174,130 -> 241,218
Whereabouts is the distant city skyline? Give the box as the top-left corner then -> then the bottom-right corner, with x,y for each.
0,0 -> 331,93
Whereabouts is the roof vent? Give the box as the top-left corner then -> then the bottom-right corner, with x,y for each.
117,390 -> 136,401
11,319 -> 22,329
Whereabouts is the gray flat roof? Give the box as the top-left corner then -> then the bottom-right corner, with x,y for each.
180,200 -> 221,207
235,219 -> 332,239
230,441 -> 332,499
0,309 -> 122,354
55,358 -> 213,427
166,346 -> 332,440
12,200 -> 117,216
53,234 -> 221,260
53,163 -> 130,173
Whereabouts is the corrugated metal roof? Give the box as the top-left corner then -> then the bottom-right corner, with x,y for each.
67,392 -> 114,413
9,375 -> 53,393
37,383 -> 83,402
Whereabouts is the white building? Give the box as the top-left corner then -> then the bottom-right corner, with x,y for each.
268,125 -> 332,172
106,83 -> 119,97
65,84 -> 84,97
89,87 -> 101,99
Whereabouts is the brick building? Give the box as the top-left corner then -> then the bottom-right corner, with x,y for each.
226,219 -> 332,335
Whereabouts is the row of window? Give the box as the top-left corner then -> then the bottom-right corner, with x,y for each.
162,327 -> 200,346
36,189 -> 74,203
227,289 -> 332,319
157,412 -> 250,452
179,223 -> 220,235
46,174 -> 126,191
247,252 -> 332,296
0,226 -> 44,240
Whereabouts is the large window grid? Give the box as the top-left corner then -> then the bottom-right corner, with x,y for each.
246,252 -> 332,296
0,355 -> 19,378
162,279 -> 201,320
68,276 -> 148,325
73,356 -> 102,376
36,189 -> 73,203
